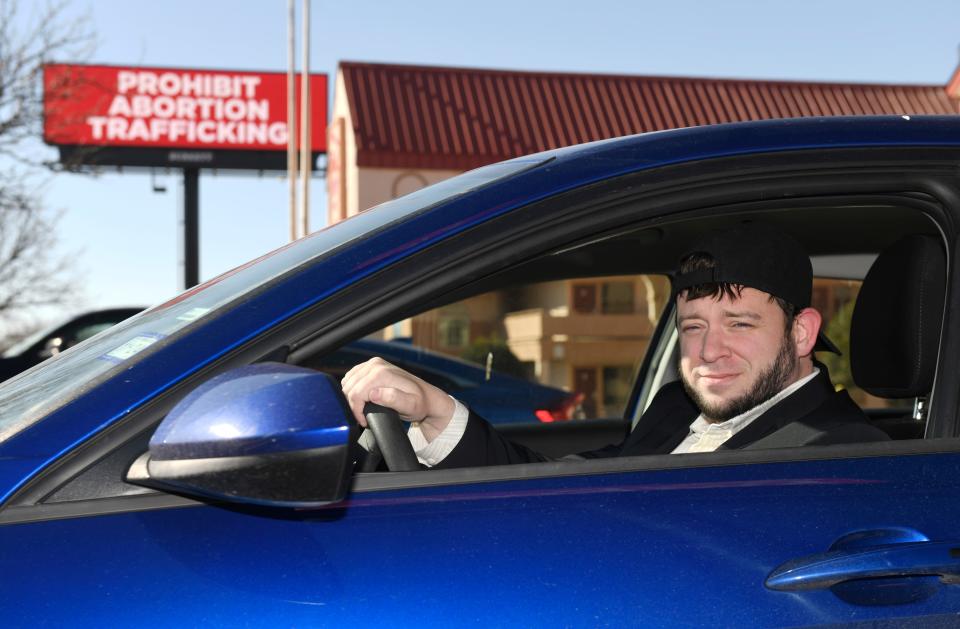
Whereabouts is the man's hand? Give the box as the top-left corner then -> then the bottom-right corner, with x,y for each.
341,357 -> 455,442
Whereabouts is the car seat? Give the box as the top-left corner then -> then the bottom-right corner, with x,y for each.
850,234 -> 946,439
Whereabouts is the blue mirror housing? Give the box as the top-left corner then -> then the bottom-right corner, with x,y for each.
127,363 -> 358,508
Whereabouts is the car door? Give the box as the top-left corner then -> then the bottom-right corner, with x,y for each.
4,439 -> 960,625
3,141 -> 960,626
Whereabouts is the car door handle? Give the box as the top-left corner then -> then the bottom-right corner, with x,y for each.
766,541 -> 960,591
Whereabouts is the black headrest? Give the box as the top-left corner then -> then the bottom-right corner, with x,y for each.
850,235 -> 945,398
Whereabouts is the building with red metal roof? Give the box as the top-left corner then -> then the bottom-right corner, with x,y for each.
327,61 -> 960,414
328,61 -> 959,223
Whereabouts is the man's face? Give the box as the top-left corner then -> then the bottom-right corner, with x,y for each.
677,287 -> 802,422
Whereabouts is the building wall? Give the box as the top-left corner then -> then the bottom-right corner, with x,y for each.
328,70 -> 461,220
356,167 -> 461,213
326,69 -> 357,224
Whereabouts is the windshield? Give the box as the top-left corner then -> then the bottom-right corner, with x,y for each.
0,157 -> 547,444
0,317 -> 74,358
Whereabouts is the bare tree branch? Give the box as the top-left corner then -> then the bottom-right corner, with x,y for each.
0,0 -> 93,328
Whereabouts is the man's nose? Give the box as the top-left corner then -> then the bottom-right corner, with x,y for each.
699,328 -> 730,362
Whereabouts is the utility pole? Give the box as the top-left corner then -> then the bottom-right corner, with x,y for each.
298,0 -> 312,238
287,0 -> 298,241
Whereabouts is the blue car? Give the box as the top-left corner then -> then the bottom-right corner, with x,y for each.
309,338 -> 585,425
3,116 -> 960,625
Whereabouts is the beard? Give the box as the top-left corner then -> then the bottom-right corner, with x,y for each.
680,332 -> 798,423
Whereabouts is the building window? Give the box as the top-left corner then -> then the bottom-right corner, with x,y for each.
601,281 -> 634,314
438,316 -> 469,349
572,283 -> 597,314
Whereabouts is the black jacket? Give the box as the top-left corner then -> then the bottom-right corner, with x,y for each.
436,369 -> 889,469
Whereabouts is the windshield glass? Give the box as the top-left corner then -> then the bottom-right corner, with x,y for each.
0,317 -> 73,358
0,157 -> 547,444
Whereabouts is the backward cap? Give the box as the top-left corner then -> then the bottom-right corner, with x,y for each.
673,223 -> 812,308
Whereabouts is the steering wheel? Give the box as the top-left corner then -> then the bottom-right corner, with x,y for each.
361,402 -> 420,471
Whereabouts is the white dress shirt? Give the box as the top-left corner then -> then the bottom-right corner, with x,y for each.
670,368 -> 819,453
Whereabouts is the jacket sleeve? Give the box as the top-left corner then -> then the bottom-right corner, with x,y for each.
434,382 -> 698,468
433,410 -> 555,469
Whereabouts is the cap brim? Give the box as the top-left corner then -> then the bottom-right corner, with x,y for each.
814,332 -> 842,355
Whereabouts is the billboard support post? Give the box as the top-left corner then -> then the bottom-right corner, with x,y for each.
183,167 -> 199,289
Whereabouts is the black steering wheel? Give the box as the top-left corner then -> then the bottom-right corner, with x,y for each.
361,402 -> 420,472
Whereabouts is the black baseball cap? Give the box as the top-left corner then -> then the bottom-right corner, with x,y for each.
672,223 -> 841,354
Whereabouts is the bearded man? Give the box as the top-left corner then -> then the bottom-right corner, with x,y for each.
342,224 -> 888,469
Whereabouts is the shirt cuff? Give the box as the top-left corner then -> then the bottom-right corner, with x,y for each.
407,396 -> 469,467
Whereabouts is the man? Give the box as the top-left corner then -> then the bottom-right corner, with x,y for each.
342,224 -> 888,469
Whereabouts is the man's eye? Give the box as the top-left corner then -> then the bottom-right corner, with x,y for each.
680,325 -> 702,334
731,321 -> 754,329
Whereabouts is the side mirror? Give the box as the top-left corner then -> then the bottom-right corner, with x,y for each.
127,363 -> 359,508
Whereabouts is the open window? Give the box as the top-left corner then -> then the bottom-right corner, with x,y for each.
294,195 -> 947,462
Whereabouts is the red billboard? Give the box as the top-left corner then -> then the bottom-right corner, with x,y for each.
43,63 -> 327,169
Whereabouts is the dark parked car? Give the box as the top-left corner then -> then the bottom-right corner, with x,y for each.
2,117 -> 960,625
308,338 -> 584,424
0,307 -> 143,381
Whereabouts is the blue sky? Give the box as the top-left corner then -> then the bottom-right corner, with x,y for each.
18,0 -> 960,325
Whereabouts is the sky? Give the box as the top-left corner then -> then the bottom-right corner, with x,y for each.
12,0 -> 960,329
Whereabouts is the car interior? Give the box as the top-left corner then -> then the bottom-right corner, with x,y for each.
290,198 -> 946,463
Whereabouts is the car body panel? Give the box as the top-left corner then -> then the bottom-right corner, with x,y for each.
4,453 -> 960,626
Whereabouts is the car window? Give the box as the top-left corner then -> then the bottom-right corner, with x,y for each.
309,274 -> 670,425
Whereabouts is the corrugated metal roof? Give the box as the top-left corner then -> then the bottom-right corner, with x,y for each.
340,61 -> 960,170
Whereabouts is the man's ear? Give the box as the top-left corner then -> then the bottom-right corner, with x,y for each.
793,307 -> 821,357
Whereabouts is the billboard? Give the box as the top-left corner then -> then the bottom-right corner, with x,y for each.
43,63 -> 327,170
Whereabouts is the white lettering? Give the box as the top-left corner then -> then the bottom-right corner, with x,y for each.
158,73 -> 180,96
149,119 -> 169,141
117,71 -> 138,94
91,67 -> 287,146
153,96 -> 175,118
107,95 -> 132,117
223,99 -> 245,121
197,121 -> 216,142
176,97 -> 197,119
196,97 -> 216,118
240,75 -> 261,98
107,117 -> 129,140
131,96 -> 152,117
268,122 -> 286,144
87,116 -> 108,139
216,121 -> 237,143
246,122 -> 267,144
247,99 -> 269,121
180,74 -> 204,96
139,72 -> 158,95
170,120 -> 188,141
127,118 -> 149,141
212,75 -> 231,98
